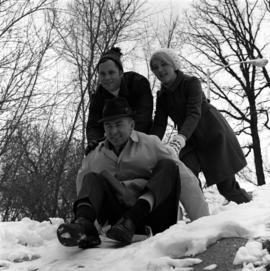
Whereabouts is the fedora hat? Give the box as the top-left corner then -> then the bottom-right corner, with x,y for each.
98,97 -> 135,123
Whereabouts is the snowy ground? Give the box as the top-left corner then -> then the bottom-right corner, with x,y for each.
1,182 -> 270,271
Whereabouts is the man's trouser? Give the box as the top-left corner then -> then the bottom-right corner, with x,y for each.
76,159 -> 180,234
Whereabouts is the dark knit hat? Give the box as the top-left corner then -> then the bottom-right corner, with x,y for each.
98,47 -> 123,71
98,97 -> 135,123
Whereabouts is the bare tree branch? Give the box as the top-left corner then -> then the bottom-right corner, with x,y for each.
181,0 -> 270,185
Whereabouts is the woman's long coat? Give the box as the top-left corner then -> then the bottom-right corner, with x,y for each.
151,71 -> 247,186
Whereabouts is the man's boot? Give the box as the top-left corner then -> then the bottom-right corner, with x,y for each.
106,217 -> 135,244
57,217 -> 101,249
106,199 -> 151,244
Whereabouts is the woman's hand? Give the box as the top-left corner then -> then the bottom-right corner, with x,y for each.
168,134 -> 186,156
165,144 -> 179,160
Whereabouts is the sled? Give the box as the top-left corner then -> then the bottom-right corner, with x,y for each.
98,233 -> 150,248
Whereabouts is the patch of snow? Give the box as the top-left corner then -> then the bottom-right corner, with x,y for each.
203,264 -> 217,270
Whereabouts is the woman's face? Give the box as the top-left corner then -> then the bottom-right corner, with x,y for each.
151,57 -> 177,85
98,59 -> 122,94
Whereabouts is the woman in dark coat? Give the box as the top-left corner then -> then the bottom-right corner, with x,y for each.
150,48 -> 251,204
86,47 -> 153,153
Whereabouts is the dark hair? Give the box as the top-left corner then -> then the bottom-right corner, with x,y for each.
98,47 -> 123,71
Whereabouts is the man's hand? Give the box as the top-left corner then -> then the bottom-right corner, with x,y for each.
100,170 -> 137,207
85,140 -> 99,155
117,188 -> 137,208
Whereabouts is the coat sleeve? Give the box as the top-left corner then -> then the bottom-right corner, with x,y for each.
86,91 -> 105,144
179,77 -> 203,139
148,135 -> 210,221
147,135 -> 173,160
150,92 -> 168,140
76,152 -> 94,194
132,76 -> 153,134
176,160 -> 209,220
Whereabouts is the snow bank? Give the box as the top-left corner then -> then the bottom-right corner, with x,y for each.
1,184 -> 270,270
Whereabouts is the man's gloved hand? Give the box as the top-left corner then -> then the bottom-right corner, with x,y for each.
168,134 -> 186,159
85,140 -> 99,155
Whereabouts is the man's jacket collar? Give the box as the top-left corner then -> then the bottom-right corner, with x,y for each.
102,130 -> 139,150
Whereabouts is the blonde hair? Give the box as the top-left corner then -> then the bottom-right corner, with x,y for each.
150,48 -> 181,71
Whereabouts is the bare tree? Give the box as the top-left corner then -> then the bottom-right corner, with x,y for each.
0,0 -> 148,221
0,0 -> 57,157
136,5 -> 187,141
40,0 -> 145,216
0,122 -> 80,221
265,0 -> 270,11
51,0 -> 145,146
181,0 -> 270,185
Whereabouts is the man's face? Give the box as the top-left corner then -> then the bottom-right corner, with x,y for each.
104,117 -> 134,148
98,59 -> 122,94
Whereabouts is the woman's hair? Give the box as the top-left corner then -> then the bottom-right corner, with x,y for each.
150,48 -> 181,71
98,47 -> 123,71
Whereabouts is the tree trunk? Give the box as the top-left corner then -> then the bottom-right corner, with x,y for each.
249,98 -> 265,185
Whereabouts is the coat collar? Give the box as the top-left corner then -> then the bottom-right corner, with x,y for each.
99,130 -> 139,161
159,70 -> 184,95
101,130 -> 139,150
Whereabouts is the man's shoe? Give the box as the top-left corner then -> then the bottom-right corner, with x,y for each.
57,217 -> 101,248
106,217 -> 135,244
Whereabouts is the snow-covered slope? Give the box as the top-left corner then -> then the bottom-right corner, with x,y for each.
1,184 -> 270,271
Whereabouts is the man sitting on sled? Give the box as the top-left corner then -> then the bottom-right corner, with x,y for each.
57,97 -> 209,248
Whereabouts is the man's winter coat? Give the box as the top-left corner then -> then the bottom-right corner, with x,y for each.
86,72 -> 153,143
77,131 -> 209,223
